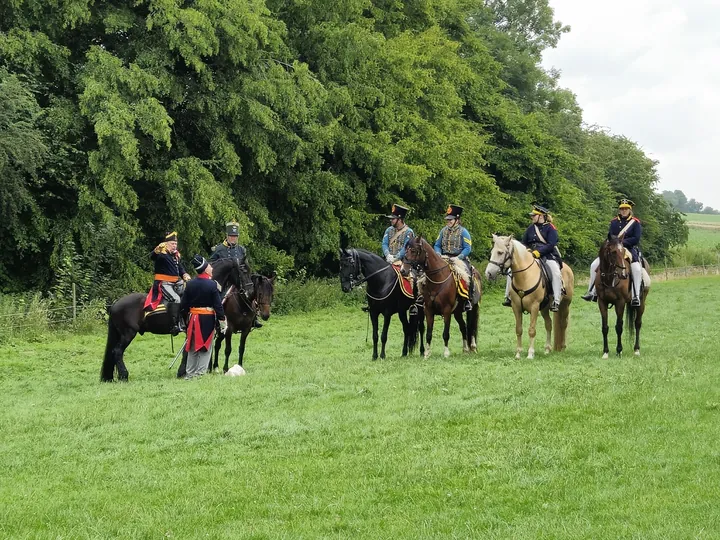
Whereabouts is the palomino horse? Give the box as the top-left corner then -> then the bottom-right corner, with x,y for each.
100,258 -> 252,382
595,238 -> 650,358
485,234 -> 573,359
339,248 -> 424,360
401,236 -> 480,358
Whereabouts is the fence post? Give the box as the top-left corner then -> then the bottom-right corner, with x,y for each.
664,258 -> 668,281
72,282 -> 77,323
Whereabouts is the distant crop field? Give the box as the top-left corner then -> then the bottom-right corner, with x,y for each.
2,277 -> 720,538
685,212 -> 720,225
685,213 -> 720,249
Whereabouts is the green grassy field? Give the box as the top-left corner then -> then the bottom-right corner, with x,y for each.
685,212 -> 720,224
685,213 -> 720,250
2,277 -> 720,538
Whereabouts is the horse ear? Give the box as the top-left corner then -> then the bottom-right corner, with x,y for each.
268,271 -> 277,284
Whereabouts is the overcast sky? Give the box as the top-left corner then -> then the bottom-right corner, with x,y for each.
542,0 -> 720,210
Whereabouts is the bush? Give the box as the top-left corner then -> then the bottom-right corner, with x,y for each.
271,271 -> 364,316
0,293 -> 53,343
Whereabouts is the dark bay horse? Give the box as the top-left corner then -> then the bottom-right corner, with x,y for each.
401,236 -> 480,358
339,248 -> 424,360
209,273 -> 276,373
595,238 -> 650,358
100,258 -> 252,381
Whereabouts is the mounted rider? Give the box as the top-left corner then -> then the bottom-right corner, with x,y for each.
434,204 -> 474,312
210,220 -> 262,329
503,204 -> 563,312
382,204 -> 414,264
582,198 -> 643,306
181,255 -> 227,379
143,231 -> 191,335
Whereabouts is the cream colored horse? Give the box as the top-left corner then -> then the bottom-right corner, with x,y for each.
485,234 -> 574,359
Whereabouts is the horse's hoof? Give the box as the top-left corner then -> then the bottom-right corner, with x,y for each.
515,353 -> 521,360
444,348 -> 450,358
602,353 -> 609,359
544,348 -> 551,355
424,351 -> 431,359
634,350 -> 640,357
527,353 -> 535,360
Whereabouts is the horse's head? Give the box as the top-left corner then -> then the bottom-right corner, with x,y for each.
252,272 -> 275,321
601,236 -> 625,274
339,248 -> 360,293
485,234 -> 514,281
401,235 -> 427,277
213,257 -> 254,298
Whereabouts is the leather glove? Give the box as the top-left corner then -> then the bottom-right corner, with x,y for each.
154,242 -> 166,254
532,250 -> 541,258
182,273 -> 191,281
385,254 -> 394,263
218,319 -> 228,334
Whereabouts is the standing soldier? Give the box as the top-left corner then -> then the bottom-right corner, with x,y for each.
181,255 -> 227,379
143,231 -> 190,335
582,198 -> 643,306
434,204 -> 474,311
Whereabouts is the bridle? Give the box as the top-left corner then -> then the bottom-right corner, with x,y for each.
402,241 -> 453,284
341,249 -> 393,290
489,238 -> 544,310
600,242 -> 628,288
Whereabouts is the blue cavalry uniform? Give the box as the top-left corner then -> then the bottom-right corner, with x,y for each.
518,204 -> 563,311
382,204 -> 414,262
608,214 -> 642,262
434,204 -> 474,311
143,231 -> 188,334
210,221 -> 247,264
181,255 -> 227,378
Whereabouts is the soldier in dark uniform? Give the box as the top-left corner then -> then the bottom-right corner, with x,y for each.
434,204 -> 474,312
181,255 -> 227,379
582,198 -> 643,306
503,204 -> 563,312
209,221 -> 261,328
143,231 -> 191,334
210,221 -> 247,266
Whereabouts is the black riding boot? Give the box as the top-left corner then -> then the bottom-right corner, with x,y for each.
253,315 -> 263,329
167,302 -> 185,335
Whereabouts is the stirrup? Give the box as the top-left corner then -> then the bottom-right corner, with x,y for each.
549,301 -> 560,312
631,297 -> 641,307
502,297 -> 512,307
463,300 -> 472,312
409,304 -> 418,316
361,305 -> 370,312
253,318 -> 263,329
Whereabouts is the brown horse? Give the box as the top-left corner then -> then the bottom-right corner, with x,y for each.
401,236 -> 480,358
595,238 -> 650,358
210,273 -> 276,372
485,234 -> 574,359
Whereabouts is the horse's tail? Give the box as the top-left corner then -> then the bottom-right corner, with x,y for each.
100,316 -> 119,382
408,303 -> 421,353
626,302 -> 636,341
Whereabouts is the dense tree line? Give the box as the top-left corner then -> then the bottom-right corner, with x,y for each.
661,190 -> 718,215
0,0 -> 687,296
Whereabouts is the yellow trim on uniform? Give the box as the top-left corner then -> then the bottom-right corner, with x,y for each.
532,210 -> 544,215
165,231 -> 178,239
463,238 -> 471,245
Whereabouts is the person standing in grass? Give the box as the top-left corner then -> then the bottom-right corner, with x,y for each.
181,255 -> 227,379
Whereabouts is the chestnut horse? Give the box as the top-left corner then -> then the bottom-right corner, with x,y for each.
401,236 -> 480,358
595,238 -> 650,358
485,234 -> 573,359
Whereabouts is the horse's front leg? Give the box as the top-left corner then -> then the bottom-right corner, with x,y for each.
380,312 -> 392,360
398,309 -> 410,357
453,309 -> 469,352
599,298 -> 610,358
513,304 -> 523,359
541,309 -> 552,355
224,332 -> 233,372
370,310 -> 380,360
238,330 -> 249,368
615,301 -> 625,357
527,304 -> 540,359
442,309 -> 453,358
424,307 -> 434,359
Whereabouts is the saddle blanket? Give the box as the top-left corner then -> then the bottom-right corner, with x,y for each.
446,258 -> 480,300
391,264 -> 414,298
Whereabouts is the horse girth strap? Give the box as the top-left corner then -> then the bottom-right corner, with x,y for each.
511,260 -> 543,298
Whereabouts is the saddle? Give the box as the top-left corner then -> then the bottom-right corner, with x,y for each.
446,258 -> 480,303
537,259 -> 566,309
391,264 -> 414,299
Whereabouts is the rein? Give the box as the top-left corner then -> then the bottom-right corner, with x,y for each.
403,243 -> 453,285
343,249 -> 397,298
600,244 -> 628,288
491,240 -> 544,311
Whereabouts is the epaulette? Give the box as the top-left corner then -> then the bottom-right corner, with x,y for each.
611,217 -> 619,221
549,223 -> 557,230
632,217 -> 641,223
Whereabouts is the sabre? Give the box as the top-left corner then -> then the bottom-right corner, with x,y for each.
169,338 -> 187,369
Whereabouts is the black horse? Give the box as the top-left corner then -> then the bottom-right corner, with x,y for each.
339,248 -> 424,360
100,258 -> 252,382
